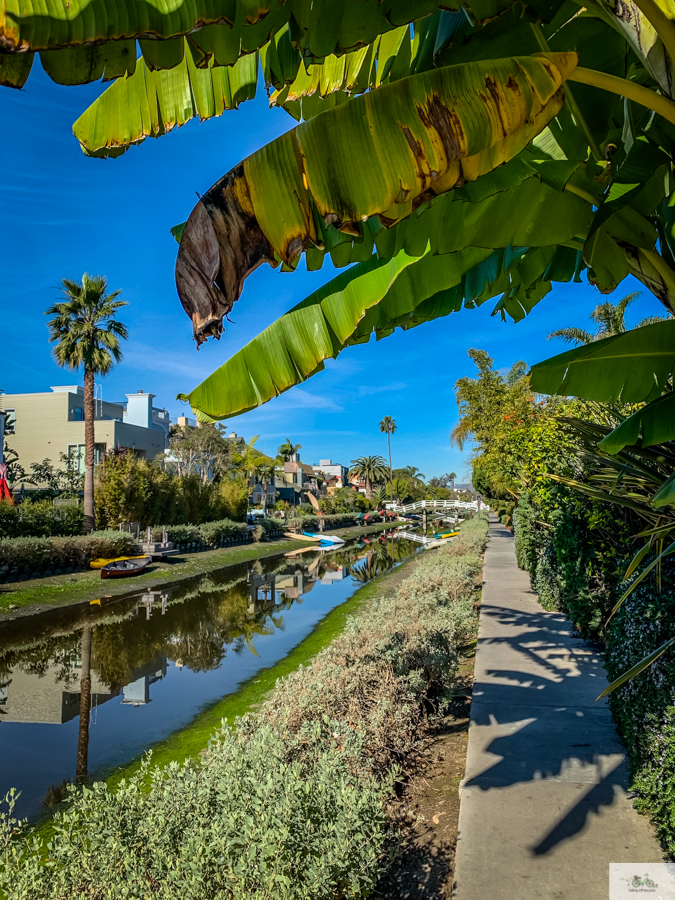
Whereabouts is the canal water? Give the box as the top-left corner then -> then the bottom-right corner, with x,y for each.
0,534 -> 417,819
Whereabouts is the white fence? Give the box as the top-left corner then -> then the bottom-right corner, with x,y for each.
385,499 -> 488,514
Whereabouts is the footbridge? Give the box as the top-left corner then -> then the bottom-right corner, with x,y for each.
386,499 -> 487,514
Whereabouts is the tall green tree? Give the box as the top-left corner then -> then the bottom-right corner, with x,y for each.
348,455 -> 388,500
168,422 -> 234,483
548,293 -> 671,346
378,416 -> 397,504
46,275 -> 128,533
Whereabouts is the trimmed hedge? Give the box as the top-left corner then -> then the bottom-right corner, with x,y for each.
0,531 -> 140,582
286,513 -> 358,532
0,501 -> 84,539
0,514 -> 487,898
151,518 -> 283,553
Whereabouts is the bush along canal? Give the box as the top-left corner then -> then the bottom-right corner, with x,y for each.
0,532 -> 419,821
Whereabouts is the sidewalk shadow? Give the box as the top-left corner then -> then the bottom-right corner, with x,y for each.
530,762 -> 625,855
465,518 -> 628,855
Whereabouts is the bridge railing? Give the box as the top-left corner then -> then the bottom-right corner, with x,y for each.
385,499 -> 489,514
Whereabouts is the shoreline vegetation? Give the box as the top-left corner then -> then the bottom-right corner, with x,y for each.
0,522 -> 394,618
0,516 -> 488,899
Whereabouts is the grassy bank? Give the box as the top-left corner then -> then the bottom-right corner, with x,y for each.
0,522 -> 394,618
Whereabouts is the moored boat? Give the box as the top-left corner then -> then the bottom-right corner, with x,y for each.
100,557 -> 151,579
90,555 -> 147,570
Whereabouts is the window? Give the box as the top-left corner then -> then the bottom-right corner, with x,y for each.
70,407 -> 85,421
67,443 -> 107,473
3,409 -> 15,434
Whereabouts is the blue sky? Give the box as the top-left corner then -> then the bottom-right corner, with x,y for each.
0,64 -> 663,480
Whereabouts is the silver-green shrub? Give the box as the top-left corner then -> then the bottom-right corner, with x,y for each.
253,525 -> 482,776
0,726 -> 390,900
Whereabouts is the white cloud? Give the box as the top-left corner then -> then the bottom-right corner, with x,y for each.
356,381 -> 407,397
271,389 -> 344,412
122,345 -> 214,382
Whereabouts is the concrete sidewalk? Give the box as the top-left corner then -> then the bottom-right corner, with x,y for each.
453,516 -> 662,900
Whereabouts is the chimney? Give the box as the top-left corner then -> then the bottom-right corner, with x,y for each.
125,392 -> 155,429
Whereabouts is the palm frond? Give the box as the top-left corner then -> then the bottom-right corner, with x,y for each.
547,327 -> 594,345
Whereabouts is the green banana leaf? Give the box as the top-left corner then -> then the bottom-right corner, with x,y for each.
652,471 -> 675,507
599,392 -> 675,455
178,248 -> 427,419
586,0 -> 675,99
174,51 -> 579,345
179,232 -> 582,421
0,49 -> 33,87
73,47 -> 257,158
0,0 -> 448,86
529,321 -> 675,402
301,158 -> 589,272
597,635 -> 675,699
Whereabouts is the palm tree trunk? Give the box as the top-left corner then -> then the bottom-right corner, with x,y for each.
83,366 -> 96,533
387,432 -> 393,505
365,475 -> 373,500
76,625 -> 92,781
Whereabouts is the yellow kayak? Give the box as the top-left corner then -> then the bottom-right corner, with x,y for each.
89,555 -> 146,570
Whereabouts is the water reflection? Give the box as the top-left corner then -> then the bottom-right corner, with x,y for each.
0,536 -> 418,818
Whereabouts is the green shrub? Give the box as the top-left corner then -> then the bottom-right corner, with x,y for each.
513,493 -> 539,575
0,531 -> 139,579
256,518 -> 284,540
0,500 -> 84,539
95,454 -> 248,530
0,726 -> 390,900
182,519 -> 247,546
604,564 -> 675,854
162,524 -> 203,546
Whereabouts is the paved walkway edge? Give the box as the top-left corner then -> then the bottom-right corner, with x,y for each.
452,516 -> 662,900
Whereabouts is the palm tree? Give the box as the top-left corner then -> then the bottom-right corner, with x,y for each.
255,459 -> 282,515
46,275 -> 128,533
401,465 -> 426,483
277,438 -> 302,462
348,455 -> 388,500
548,292 -> 671,346
371,486 -> 388,509
379,416 -> 397,504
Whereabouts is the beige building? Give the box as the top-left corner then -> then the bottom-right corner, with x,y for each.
0,386 -> 171,487
274,458 -> 319,506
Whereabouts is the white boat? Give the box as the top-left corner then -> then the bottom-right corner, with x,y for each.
317,534 -> 345,546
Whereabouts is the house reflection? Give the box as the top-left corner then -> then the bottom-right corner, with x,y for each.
121,655 -> 168,706
1,653 -> 168,722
